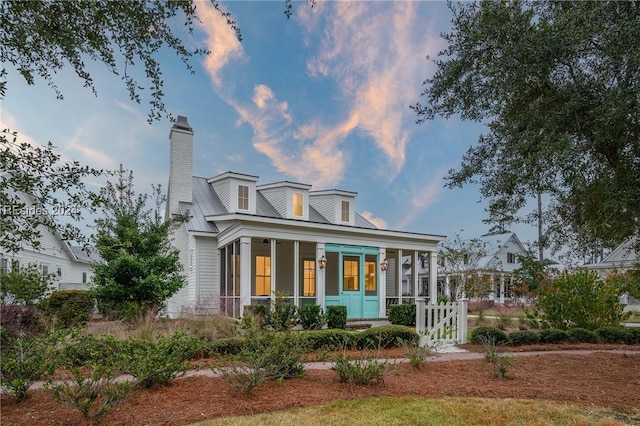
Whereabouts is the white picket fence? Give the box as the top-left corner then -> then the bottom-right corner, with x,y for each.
416,298 -> 468,346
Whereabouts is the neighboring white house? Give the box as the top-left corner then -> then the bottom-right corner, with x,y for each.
585,238 -> 638,305
429,232 -> 528,303
164,116 -> 446,319
0,191 -> 98,292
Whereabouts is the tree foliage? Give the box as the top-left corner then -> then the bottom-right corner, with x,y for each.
535,270 -> 629,330
1,134 -> 103,253
414,0 -> 640,255
91,167 -> 187,319
0,0 -> 239,123
511,253 -> 554,299
0,262 -> 57,306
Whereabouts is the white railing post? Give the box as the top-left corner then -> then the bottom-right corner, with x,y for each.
458,298 -> 468,343
416,297 -> 426,346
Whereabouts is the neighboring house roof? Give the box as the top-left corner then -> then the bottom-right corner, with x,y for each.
585,238 -> 638,272
69,245 -> 102,264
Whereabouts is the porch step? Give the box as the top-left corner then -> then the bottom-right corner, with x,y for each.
345,322 -> 372,331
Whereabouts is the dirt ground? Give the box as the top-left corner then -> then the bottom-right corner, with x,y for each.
2,346 -> 640,426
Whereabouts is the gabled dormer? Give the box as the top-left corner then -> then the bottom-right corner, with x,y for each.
258,181 -> 312,220
309,189 -> 357,226
207,172 -> 259,215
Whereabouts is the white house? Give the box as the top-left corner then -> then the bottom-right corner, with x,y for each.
433,232 -> 528,303
0,191 -> 98,292
585,238 -> 638,276
164,116 -> 446,319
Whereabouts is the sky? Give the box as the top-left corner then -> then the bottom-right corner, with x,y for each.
2,1 -> 541,248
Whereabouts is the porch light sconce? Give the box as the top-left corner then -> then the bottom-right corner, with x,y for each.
318,255 -> 327,269
380,258 -> 389,271
262,238 -> 269,245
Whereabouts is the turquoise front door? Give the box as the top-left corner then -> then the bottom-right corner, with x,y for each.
324,245 -> 380,319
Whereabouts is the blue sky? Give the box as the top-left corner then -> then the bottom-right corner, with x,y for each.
2,1 -> 540,246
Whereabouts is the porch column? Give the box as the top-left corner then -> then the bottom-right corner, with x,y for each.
239,236 -> 251,316
270,239 -> 277,303
316,243 -> 326,310
397,249 -> 403,304
499,274 -> 505,304
413,251 -> 419,301
429,251 -> 438,304
293,241 -> 300,306
378,248 -> 387,317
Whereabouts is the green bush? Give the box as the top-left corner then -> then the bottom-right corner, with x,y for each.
57,332 -> 124,368
242,329 -> 307,380
205,337 -> 246,357
124,332 -> 199,388
387,304 -> 416,326
297,329 -> 356,351
326,305 -> 347,329
538,328 -> 570,344
624,328 -> 640,344
299,304 -> 326,330
508,330 -> 540,346
0,335 -> 54,400
536,270 -> 630,330
331,353 -> 385,385
595,326 -> 628,343
567,327 -> 598,343
356,325 -> 418,349
267,293 -> 299,331
470,326 -> 509,345
47,290 -> 93,328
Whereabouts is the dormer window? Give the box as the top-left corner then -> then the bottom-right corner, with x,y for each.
238,185 -> 249,210
341,200 -> 350,222
507,252 -> 516,264
293,193 -> 303,217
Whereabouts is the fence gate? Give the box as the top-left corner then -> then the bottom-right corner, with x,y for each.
416,298 -> 468,346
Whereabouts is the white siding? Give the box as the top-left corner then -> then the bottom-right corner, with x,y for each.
260,188 -> 287,217
310,196 -> 335,223
212,181 -> 231,211
195,236 -> 219,314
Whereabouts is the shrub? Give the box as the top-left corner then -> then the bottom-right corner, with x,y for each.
356,325 -> 418,349
595,326 -> 628,343
470,326 -> 509,345
624,328 -> 640,344
205,337 -> 246,357
299,304 -> 326,330
57,332 -> 124,368
267,292 -> 298,331
0,304 -> 46,341
536,270 -> 630,330
0,335 -> 54,401
508,330 -> 540,346
331,353 -> 385,385
326,305 -> 347,329
297,329 -> 355,351
567,327 -> 598,343
477,335 -> 515,379
47,290 -> 93,328
244,330 -> 308,380
0,263 -> 56,306
538,328 -> 570,344
45,364 -> 133,422
387,304 -> 416,326
124,332 -> 199,388
242,304 -> 269,329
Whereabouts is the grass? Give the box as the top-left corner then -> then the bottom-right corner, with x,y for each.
193,396 -> 633,425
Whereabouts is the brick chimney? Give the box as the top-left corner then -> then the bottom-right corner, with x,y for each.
167,115 -> 193,218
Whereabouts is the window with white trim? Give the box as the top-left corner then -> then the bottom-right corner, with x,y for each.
293,193 -> 303,217
238,185 -> 249,210
341,200 -> 350,222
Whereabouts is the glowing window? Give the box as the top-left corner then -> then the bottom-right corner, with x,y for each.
293,193 -> 303,217
255,255 -> 271,296
343,257 -> 359,291
302,259 -> 316,296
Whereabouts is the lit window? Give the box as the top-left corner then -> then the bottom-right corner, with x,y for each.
238,185 -> 249,210
302,259 -> 316,296
343,257 -> 359,291
255,255 -> 271,296
293,193 -> 303,217
365,256 -> 376,295
341,200 -> 350,222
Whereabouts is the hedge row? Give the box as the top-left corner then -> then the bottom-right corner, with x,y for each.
471,325 -> 640,346
205,325 -> 418,357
